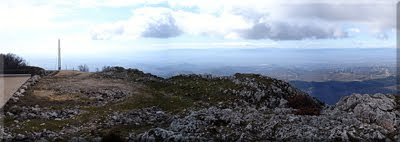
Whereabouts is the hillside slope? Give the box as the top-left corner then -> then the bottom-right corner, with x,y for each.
1,67 -> 399,141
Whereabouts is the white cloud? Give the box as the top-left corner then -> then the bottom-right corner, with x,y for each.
348,28 -> 360,33
0,0 -> 397,42
91,22 -> 125,40
0,0 -> 92,32
91,7 -> 183,40
174,10 -> 252,37
0,5 -> 55,30
90,0 -> 397,40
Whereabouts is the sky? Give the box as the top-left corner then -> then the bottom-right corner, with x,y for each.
0,0 -> 398,69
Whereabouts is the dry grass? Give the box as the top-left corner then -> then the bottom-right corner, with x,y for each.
54,70 -> 89,77
33,90 -> 79,101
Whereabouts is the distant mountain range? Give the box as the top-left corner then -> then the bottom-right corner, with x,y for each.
290,76 -> 396,105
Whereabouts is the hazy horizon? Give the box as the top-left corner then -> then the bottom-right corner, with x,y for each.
10,47 -> 394,80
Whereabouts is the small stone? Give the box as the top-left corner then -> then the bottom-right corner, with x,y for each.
156,111 -> 165,114
6,112 -> 14,116
245,124 -> 252,130
16,134 -> 26,140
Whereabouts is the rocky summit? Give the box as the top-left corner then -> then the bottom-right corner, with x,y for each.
1,67 -> 399,141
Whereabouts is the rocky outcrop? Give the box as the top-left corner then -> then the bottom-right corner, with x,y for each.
334,94 -> 399,135
167,73 -> 323,112
227,73 -> 318,108
133,93 -> 399,141
106,107 -> 170,127
83,88 -> 132,105
92,66 -> 162,82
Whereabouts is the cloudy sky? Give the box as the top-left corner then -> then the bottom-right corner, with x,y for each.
0,0 -> 398,66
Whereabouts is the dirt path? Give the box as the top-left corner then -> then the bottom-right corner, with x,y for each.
0,75 -> 31,108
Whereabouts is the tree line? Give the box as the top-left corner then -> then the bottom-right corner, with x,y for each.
1,53 -> 44,75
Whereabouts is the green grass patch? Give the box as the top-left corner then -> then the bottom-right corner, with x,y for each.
3,116 -> 14,124
111,92 -> 193,114
145,75 -> 242,105
13,119 -> 68,133
102,124 -> 153,138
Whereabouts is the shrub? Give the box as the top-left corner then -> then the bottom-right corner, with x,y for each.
287,94 -> 322,115
102,66 -> 125,72
78,64 -> 89,72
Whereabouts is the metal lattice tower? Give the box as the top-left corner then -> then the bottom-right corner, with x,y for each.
58,39 -> 61,70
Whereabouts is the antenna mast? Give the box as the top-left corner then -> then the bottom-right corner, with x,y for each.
58,39 -> 61,70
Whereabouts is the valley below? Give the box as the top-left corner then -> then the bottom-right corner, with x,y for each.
291,76 -> 397,105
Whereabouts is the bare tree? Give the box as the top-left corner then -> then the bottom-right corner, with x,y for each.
78,64 -> 89,72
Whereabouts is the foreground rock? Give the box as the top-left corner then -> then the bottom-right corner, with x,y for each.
129,94 -> 399,141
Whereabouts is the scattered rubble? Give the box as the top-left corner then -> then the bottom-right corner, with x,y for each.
105,107 -> 170,127
6,105 -> 80,120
